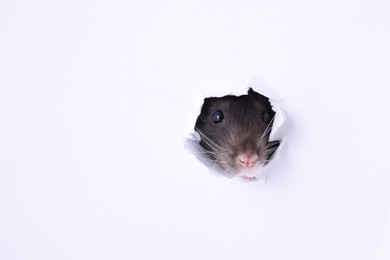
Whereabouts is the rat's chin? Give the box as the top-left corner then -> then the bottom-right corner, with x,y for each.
235,163 -> 263,178
219,160 -> 263,178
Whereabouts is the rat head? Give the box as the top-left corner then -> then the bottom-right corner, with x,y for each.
194,88 -> 280,177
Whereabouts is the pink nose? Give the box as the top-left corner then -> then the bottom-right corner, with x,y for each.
237,153 -> 258,168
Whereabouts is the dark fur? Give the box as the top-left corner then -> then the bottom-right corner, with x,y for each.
194,88 -> 280,175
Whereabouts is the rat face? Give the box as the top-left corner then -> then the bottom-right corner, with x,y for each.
194,88 -> 280,177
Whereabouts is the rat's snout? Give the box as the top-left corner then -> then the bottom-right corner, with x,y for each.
237,153 -> 258,168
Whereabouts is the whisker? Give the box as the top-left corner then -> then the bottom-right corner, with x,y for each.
264,149 -> 278,157
262,159 -> 288,167
198,139 -> 224,159
198,115 -> 207,123
263,145 -> 279,154
192,131 -> 228,161
203,151 -> 225,160
260,115 -> 276,140
195,128 -> 224,151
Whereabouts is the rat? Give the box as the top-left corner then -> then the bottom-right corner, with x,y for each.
194,88 -> 280,180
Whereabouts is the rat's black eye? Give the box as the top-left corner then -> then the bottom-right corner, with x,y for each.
212,110 -> 224,123
261,111 -> 271,123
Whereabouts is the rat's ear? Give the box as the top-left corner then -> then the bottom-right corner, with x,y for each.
248,87 -> 263,97
199,97 -> 213,113
199,97 -> 211,107
248,87 -> 269,101
203,97 -> 219,104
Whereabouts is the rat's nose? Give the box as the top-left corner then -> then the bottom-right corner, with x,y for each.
237,153 -> 258,167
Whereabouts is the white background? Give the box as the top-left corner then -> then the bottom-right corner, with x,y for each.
1,1 -> 390,259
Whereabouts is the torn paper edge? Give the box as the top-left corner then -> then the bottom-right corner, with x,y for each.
185,78 -> 287,181
374,209 -> 390,260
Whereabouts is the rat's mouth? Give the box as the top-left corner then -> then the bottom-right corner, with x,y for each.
236,163 -> 263,178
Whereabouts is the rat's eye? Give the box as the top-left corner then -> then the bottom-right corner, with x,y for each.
212,110 -> 224,123
261,111 -> 271,123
